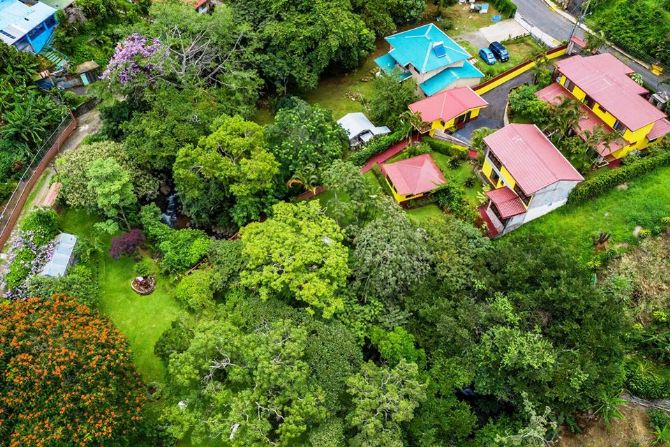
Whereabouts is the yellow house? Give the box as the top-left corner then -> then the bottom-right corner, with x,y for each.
409,86 -> 488,136
536,53 -> 670,163
479,124 -> 583,237
380,154 -> 447,203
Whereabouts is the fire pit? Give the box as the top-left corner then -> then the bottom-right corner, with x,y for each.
131,276 -> 156,295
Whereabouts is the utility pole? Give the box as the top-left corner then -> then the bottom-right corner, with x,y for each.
568,0 -> 591,42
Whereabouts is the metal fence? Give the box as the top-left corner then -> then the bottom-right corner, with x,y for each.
0,114 -> 78,251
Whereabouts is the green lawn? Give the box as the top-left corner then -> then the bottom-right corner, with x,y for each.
302,42 -> 386,120
435,3 -> 501,34
60,208 -> 183,383
460,36 -> 545,80
504,166 -> 670,262
407,204 -> 445,224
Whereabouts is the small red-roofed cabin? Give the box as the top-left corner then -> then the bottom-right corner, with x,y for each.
408,86 -> 488,135
380,153 -> 446,203
480,124 -> 583,236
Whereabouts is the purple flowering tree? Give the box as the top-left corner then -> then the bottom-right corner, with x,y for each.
101,33 -> 166,92
110,229 -> 145,260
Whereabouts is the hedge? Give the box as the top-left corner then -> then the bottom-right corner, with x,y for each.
491,0 -> 517,18
349,123 -> 411,166
569,147 -> 670,203
424,137 -> 468,160
371,164 -> 394,198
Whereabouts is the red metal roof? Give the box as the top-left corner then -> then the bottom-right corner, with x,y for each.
570,36 -> 586,49
648,118 -> 670,142
484,124 -> 584,195
409,86 -> 488,123
381,153 -> 446,196
556,54 -> 666,131
486,187 -> 526,219
536,83 -> 626,157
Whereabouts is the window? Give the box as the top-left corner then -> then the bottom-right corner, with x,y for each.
563,78 -> 573,90
513,184 -> 531,207
613,120 -> 626,132
584,95 -> 595,109
489,169 -> 500,186
488,151 -> 502,170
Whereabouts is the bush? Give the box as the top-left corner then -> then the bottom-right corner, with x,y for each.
154,317 -> 194,365
174,269 -> 215,312
21,264 -> 99,307
21,208 -> 59,245
648,408 -> 670,430
348,124 -> 411,166
491,0 -> 517,18
433,184 -> 477,222
625,360 -> 670,399
569,146 -> 670,203
133,258 -> 156,277
110,229 -> 145,260
372,164 -> 394,198
4,248 -> 36,291
424,137 -> 468,159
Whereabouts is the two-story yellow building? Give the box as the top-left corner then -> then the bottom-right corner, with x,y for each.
408,86 -> 489,136
536,53 -> 670,163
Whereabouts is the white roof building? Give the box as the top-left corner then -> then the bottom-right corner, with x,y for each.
40,233 -> 77,278
0,0 -> 56,46
337,112 -> 391,147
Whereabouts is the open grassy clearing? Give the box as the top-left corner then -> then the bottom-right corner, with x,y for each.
431,3 -> 501,34
59,208 -> 183,383
503,165 -> 670,262
460,35 -> 545,79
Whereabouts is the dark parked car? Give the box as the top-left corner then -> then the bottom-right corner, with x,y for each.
478,48 -> 496,65
489,41 -> 509,62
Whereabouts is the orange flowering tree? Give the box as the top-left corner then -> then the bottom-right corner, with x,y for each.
0,295 -> 145,447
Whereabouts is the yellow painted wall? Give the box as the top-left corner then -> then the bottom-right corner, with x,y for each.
428,107 -> 484,136
482,157 -> 517,189
385,177 -> 424,203
571,85 -> 586,101
591,103 -> 617,128
623,122 -> 654,146
474,46 -> 568,95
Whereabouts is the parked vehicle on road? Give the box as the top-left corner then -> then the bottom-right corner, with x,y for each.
489,41 -> 509,62
479,48 -> 497,65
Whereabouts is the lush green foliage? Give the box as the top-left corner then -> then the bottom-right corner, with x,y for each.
174,115 -> 280,228
348,123 -> 411,166
489,0 -> 518,18
368,74 -> 419,129
266,99 -> 348,181
591,0 -> 670,65
56,141 -> 157,209
570,142 -> 670,202
240,201 -> 349,317
0,296 -> 145,446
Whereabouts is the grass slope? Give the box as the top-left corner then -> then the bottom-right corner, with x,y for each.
504,166 -> 670,261
60,208 -> 182,383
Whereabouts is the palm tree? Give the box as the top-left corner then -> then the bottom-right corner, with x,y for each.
399,110 -> 423,144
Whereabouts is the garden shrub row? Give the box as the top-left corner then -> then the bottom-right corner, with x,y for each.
349,123 -> 411,166
4,208 -> 59,292
371,165 -> 395,198
491,0 -> 517,18
424,137 -> 469,160
569,146 -> 670,203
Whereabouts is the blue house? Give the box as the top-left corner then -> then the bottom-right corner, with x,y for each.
375,24 -> 484,97
0,0 -> 58,54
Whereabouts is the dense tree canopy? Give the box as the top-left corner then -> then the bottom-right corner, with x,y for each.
0,296 -> 145,447
174,115 -> 280,228
163,317 -> 325,446
266,99 -> 348,182
240,201 -> 349,317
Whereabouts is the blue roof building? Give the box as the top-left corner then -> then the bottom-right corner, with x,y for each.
0,0 -> 58,54
374,24 -> 484,97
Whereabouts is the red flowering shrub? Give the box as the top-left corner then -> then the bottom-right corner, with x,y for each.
0,295 -> 145,447
110,228 -> 145,260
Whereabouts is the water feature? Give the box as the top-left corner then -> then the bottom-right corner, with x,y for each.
161,192 -> 178,227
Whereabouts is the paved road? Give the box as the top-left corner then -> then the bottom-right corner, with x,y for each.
514,0 -> 583,41
513,0 -> 667,89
